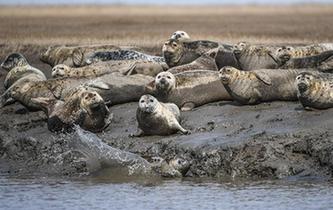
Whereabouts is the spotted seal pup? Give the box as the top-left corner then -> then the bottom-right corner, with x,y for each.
32,86 -> 112,133
131,94 -> 190,137
162,38 -> 225,68
167,48 -> 218,74
40,45 -> 141,67
219,66 -> 313,105
52,60 -> 167,79
1,53 -> 46,89
85,49 -> 165,65
296,72 -> 333,109
146,70 -> 232,111
170,31 -> 191,41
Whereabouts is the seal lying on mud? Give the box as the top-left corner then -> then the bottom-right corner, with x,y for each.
146,70 -> 232,111
170,31 -> 191,41
1,72 -> 153,110
162,38 -> 222,68
219,66 -> 310,105
132,94 -> 190,136
32,86 -> 112,133
167,48 -> 218,74
40,44 -> 141,67
1,53 -> 46,89
52,60 -> 167,79
276,50 -> 333,70
296,72 -> 333,110
85,49 -> 165,65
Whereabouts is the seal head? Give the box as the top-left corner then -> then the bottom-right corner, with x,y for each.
52,64 -> 70,78
162,39 -> 184,67
170,31 -> 191,41
155,71 -> 176,94
219,66 -> 239,85
1,53 -> 28,71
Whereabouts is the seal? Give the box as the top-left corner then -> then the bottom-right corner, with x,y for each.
40,44 -> 141,67
170,31 -> 191,41
85,49 -> 165,65
1,53 -> 46,89
277,50 -> 333,70
52,60 -> 167,79
146,70 -> 232,111
131,94 -> 190,136
219,66 -> 310,105
296,72 -> 333,110
162,38 -> 221,68
31,86 -> 112,133
1,72 -> 153,111
167,48 -> 218,74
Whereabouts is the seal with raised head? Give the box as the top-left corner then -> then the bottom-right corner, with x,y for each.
167,48 -> 218,74
85,50 -> 165,65
146,70 -> 232,111
296,72 -> 333,109
1,53 -> 46,89
32,86 -> 112,133
170,31 -> 191,41
40,44 -> 141,67
131,94 -> 190,136
162,38 -> 222,68
277,50 -> 333,71
219,66 -> 311,105
52,60 -> 167,79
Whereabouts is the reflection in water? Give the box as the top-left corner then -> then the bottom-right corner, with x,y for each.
0,174 -> 332,210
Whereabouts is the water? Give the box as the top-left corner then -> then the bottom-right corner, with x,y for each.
1,174 -> 332,210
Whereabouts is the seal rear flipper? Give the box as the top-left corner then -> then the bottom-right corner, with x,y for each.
72,48 -> 84,67
123,63 -> 138,76
144,80 -> 156,93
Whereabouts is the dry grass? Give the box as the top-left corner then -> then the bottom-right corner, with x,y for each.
1,5 -> 333,47
0,5 -> 333,73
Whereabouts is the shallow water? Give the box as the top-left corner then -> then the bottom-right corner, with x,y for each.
0,174 -> 332,210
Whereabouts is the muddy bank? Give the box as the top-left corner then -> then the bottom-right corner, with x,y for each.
0,44 -> 333,180
1,98 -> 333,179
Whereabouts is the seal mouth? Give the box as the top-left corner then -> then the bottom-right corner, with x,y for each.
297,82 -> 308,93
280,54 -> 291,62
220,76 -> 230,84
233,49 -> 241,55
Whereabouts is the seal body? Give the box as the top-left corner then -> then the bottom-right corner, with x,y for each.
296,72 -> 333,109
147,70 -> 232,111
219,66 -> 311,105
1,53 -> 46,89
40,44 -> 140,67
85,50 -> 165,65
134,94 -> 190,136
52,60 -> 167,79
167,48 -> 218,74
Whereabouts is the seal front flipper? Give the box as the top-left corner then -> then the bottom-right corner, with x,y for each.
181,102 -> 195,111
85,80 -> 110,90
253,72 -> 272,85
129,129 -> 145,138
172,120 -> 191,135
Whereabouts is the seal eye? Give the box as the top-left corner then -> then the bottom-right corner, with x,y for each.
278,48 -> 282,52
181,33 -> 184,35
157,75 -> 161,79
287,47 -> 292,51
149,99 -> 154,103
140,100 -> 145,103
172,43 -> 178,48
296,76 -> 300,80
167,76 -> 171,79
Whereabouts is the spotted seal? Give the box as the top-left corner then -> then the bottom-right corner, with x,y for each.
162,38 -> 223,68
219,66 -> 312,105
52,60 -> 167,79
40,45 -> 141,67
131,94 -> 190,137
1,72 -> 153,111
1,53 -> 46,89
146,70 -> 232,111
85,50 -> 165,65
167,48 -> 218,74
32,86 -> 112,133
296,72 -> 333,109
170,31 -> 191,41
